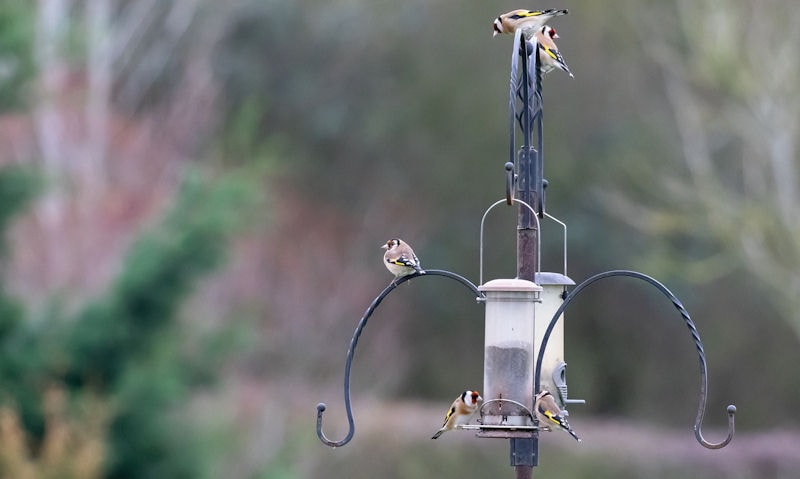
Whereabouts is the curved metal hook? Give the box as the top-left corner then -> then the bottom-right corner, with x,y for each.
542,212 -> 567,277
480,198 -> 541,285
529,31 -> 545,216
480,398 -> 534,420
696,404 -> 737,449
316,269 -> 482,448
534,270 -> 736,449
505,162 -> 515,205
508,28 -> 522,181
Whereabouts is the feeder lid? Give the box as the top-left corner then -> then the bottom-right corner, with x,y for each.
479,278 -> 543,292
534,272 -> 575,286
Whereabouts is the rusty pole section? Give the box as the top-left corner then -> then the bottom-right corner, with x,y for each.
517,142 -> 540,479
513,146 -> 539,478
516,466 -> 534,479
516,146 -> 540,279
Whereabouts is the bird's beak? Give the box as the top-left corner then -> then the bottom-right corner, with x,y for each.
553,33 -> 560,39
381,244 -> 388,249
492,31 -> 498,37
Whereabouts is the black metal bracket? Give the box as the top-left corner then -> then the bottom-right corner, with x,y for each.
507,29 -> 545,216
534,270 -> 736,449
315,269 -> 483,448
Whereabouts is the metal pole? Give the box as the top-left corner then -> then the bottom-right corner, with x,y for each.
516,160 -> 539,279
512,33 -> 541,479
516,466 -> 533,479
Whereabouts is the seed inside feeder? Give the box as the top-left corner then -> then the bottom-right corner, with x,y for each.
483,342 -> 533,425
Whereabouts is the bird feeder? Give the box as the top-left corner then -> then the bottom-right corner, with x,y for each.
534,272 -> 578,407
314,26 -> 736,479
479,278 -> 542,433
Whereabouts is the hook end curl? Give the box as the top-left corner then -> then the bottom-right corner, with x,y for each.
315,401 -> 353,448
505,162 -> 515,205
695,403 -> 736,450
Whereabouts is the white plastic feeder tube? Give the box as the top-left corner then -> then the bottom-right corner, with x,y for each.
479,278 -> 542,426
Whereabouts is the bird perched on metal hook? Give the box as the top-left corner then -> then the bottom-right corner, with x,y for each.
431,390 -> 483,439
534,25 -> 574,78
492,8 -> 569,38
534,390 -> 581,441
382,238 -> 424,280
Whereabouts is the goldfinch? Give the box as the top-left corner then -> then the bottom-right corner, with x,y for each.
431,390 -> 483,439
534,390 -> 581,441
534,25 -> 573,78
492,9 -> 569,37
382,238 -> 424,280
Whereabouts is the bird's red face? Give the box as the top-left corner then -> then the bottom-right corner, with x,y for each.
492,18 -> 502,35
467,390 -> 482,406
546,26 -> 559,39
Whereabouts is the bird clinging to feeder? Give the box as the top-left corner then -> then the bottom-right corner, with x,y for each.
431,390 -> 483,439
534,390 -> 581,442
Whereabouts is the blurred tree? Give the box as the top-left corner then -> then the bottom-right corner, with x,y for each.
8,0 -> 235,307
611,0 -> 800,339
0,165 -> 265,478
0,166 -> 40,252
72,168 -> 263,478
0,386 -> 107,479
0,1 -> 34,111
